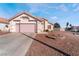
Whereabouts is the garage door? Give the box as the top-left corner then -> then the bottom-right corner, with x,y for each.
16,23 -> 36,33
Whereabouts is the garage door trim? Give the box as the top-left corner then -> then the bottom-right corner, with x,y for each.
16,23 -> 36,33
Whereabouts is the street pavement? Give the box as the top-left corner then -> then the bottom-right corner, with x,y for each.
0,33 -> 34,56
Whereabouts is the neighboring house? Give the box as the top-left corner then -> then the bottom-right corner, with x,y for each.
71,26 -> 79,32
0,18 -> 9,32
8,12 -> 54,33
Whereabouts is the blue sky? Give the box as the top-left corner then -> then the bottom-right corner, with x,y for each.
0,3 -> 79,28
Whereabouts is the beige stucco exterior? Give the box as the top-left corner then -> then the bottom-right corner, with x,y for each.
48,23 -> 53,31
8,12 -> 54,33
9,14 -> 36,32
44,20 -> 53,31
9,13 -> 45,33
37,21 -> 44,33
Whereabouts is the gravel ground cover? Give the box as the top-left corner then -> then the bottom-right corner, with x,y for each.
26,31 -> 79,56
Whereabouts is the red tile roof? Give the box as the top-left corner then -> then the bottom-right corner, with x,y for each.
0,17 -> 8,24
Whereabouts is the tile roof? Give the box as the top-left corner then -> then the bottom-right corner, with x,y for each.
0,17 -> 8,24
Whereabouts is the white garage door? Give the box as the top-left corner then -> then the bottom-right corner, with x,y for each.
16,23 -> 36,33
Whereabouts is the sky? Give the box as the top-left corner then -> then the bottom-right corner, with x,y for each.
0,3 -> 79,28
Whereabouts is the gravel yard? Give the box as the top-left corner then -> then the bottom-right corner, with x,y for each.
26,31 -> 79,56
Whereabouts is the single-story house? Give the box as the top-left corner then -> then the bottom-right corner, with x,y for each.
7,12 -> 54,33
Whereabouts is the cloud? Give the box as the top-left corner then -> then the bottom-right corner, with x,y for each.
43,4 -> 68,12
26,4 -> 48,13
58,4 -> 68,12
72,3 -> 78,7
29,7 -> 39,13
46,4 -> 68,12
27,4 -> 40,13
50,16 -> 58,20
71,3 -> 79,12
45,4 -> 68,12
49,16 -> 59,23
74,7 -> 79,12
25,4 -> 69,14
73,4 -> 79,12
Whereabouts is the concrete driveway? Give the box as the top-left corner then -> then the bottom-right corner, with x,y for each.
0,33 -> 34,56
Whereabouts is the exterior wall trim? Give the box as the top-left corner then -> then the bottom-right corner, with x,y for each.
9,12 -> 42,22
44,21 -> 45,31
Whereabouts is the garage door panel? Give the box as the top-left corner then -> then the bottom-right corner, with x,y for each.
16,23 -> 35,33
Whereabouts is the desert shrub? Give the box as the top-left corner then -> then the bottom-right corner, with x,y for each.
44,29 -> 49,32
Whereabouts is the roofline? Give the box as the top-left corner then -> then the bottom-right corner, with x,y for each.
0,22 -> 9,24
42,18 -> 53,25
42,18 -> 48,21
8,11 -> 53,25
50,23 -> 53,25
0,17 -> 9,24
8,12 -> 42,22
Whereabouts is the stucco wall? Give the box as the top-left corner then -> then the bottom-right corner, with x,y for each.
9,14 -> 36,32
44,20 -> 49,30
37,21 -> 44,33
48,23 -> 54,31
51,24 -> 54,30
44,20 -> 53,31
9,13 -> 53,33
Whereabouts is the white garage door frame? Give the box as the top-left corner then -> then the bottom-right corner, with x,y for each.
16,23 -> 36,33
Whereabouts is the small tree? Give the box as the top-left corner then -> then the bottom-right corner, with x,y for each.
65,22 -> 69,31
65,23 -> 73,31
66,22 -> 69,28
54,23 -> 61,28
54,23 -> 61,31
